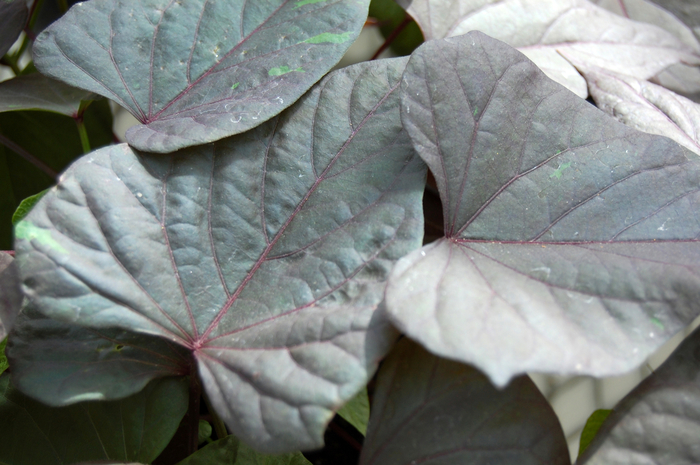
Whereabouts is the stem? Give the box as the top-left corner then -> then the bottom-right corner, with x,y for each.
187,373 -> 201,456
75,118 -> 90,154
202,390 -> 228,440
75,100 -> 92,154
0,133 -> 57,179
371,14 -> 413,60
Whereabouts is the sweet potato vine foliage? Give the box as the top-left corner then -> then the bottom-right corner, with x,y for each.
2,0 -> 700,464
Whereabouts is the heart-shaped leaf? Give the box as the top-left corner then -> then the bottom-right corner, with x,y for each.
359,338 -> 570,465
387,31 -> 700,387
0,0 -> 28,58
7,304 -> 190,405
14,58 -> 425,453
33,0 -> 371,152
0,374 -> 188,465
0,253 -> 21,340
570,62 -> 700,155
0,74 -> 97,117
395,0 -> 700,99
578,326 -> 700,464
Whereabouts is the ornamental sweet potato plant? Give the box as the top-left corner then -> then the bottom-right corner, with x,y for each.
1,0 -> 700,464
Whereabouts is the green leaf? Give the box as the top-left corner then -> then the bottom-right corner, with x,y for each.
0,100 -> 114,249
7,303 -> 191,405
0,74 -> 98,117
14,58 -> 425,453
368,0 -> 424,56
0,374 -> 188,465
12,189 -> 48,225
359,338 -> 570,465
336,388 -> 370,435
176,435 -> 312,465
0,338 -> 8,376
199,420 -> 213,445
578,325 -> 700,463
578,409 -> 612,457
33,0 -> 372,152
386,31 -> 700,387
0,0 -> 28,57
0,253 -> 20,340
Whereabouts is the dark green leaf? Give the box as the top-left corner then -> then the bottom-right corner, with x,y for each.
12,188 -> 48,225
578,409 -> 612,457
0,374 -> 188,465
14,58 -> 425,453
0,99 -> 114,249
0,73 -> 97,116
0,253 -> 20,340
387,31 -> 700,387
336,388 -> 369,435
368,0 -> 424,56
0,0 -> 28,57
7,304 -> 190,405
34,0 -> 372,152
578,326 -> 700,464
359,338 -> 569,465
176,435 -> 312,465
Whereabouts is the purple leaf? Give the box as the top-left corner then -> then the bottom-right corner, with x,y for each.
387,31 -> 700,387
14,58 -> 425,453
359,339 -> 570,465
33,0 -> 371,152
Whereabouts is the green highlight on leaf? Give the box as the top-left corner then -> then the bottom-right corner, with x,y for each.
268,66 -> 305,76
550,161 -> 572,179
651,317 -> 665,330
293,0 -> 325,9
578,409 -> 612,457
304,32 -> 353,44
231,82 -> 239,90
14,220 -> 67,254
12,189 -> 49,225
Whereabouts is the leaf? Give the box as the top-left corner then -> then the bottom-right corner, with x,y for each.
176,435 -> 312,465
388,31 -> 700,387
578,326 -> 700,464
14,58 -> 425,453
0,253 -> 21,340
0,338 -> 8,376
336,388 -> 369,435
0,0 -> 28,58
0,100 -> 114,249
592,0 -> 700,101
12,189 -> 48,225
578,409 -> 612,457
368,0 -> 424,57
0,73 -> 98,117
0,374 -> 188,465
570,63 -> 700,155
7,304 -> 190,405
199,420 -> 213,445
33,0 -> 372,152
395,0 -> 700,99
358,338 -> 570,465
649,0 -> 700,42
